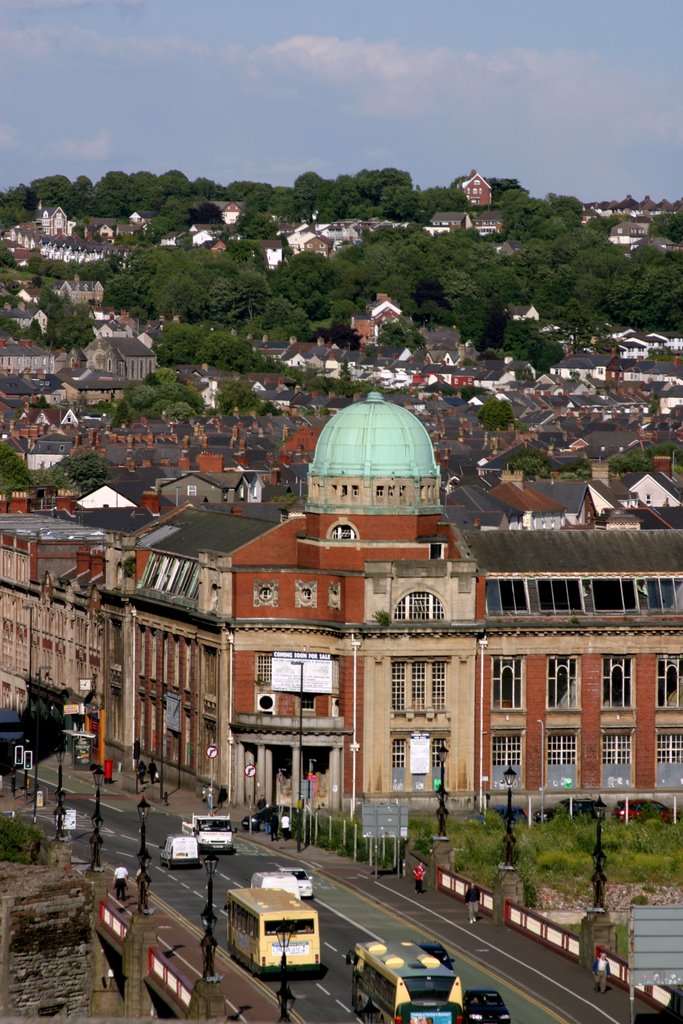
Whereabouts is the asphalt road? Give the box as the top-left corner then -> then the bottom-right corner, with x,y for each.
7,764 -> 668,1024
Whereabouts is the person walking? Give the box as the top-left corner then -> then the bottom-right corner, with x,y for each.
113,864 -> 129,901
413,861 -> 426,895
592,951 -> 611,993
148,759 -> 158,784
280,811 -> 291,841
217,786 -> 227,809
465,880 -> 481,924
137,760 -> 147,787
270,809 -> 279,841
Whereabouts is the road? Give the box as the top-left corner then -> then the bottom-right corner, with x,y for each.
15,768 -> 665,1024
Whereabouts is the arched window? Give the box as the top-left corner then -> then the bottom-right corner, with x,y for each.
330,523 -> 357,540
394,591 -> 445,621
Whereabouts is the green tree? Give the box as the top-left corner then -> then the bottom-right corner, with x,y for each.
215,380 -> 263,415
49,450 -> 110,494
0,815 -> 42,863
507,449 -> 552,478
0,443 -> 31,493
477,398 -> 515,431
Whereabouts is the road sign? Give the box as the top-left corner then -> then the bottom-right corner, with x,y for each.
244,764 -> 256,778
206,744 -> 218,759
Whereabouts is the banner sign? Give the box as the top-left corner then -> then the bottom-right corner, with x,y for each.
271,652 -> 333,694
165,693 -> 181,733
410,732 -> 430,775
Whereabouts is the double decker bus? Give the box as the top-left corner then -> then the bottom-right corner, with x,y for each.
348,940 -> 463,1024
226,887 -> 321,975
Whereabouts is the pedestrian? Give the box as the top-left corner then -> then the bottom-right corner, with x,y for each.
148,759 -> 158,784
137,759 -> 146,785
113,864 -> 129,901
257,796 -> 266,811
413,861 -> 426,895
592,951 -> 611,993
206,788 -> 214,813
280,811 -> 291,841
465,880 -> 480,924
10,766 -> 16,797
270,809 -> 279,841
217,786 -> 227,809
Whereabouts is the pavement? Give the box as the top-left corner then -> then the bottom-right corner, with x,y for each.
0,759 -> 669,1024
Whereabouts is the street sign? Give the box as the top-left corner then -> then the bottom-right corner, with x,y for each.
64,808 -> 77,831
361,802 -> 409,839
206,745 -> 218,759
244,764 -> 256,778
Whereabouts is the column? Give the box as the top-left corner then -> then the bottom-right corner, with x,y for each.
256,743 -> 266,808
263,747 -> 273,804
291,739 -> 301,811
329,746 -> 341,811
235,741 -> 245,805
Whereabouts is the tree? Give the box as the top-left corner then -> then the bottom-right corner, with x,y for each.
49,450 -> 110,494
215,380 -> 262,415
477,398 -> 515,431
0,815 -> 42,863
0,443 -> 31,493
507,449 -> 552,478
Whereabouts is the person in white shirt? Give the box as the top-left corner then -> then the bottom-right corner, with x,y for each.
113,864 -> 129,900
280,812 -> 291,841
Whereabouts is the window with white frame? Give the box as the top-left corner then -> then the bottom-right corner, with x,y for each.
492,657 -> 523,709
547,733 -> 576,765
657,657 -> 683,707
657,733 -> 683,763
392,738 -> 406,768
256,654 -> 272,686
412,663 -> 426,711
486,579 -> 528,614
394,591 -> 445,621
187,484 -> 197,496
538,579 -> 583,613
330,523 -> 357,540
492,734 -> 522,767
432,662 -> 446,710
602,657 -> 632,708
547,657 -> 578,708
392,660 -> 447,712
392,662 -> 406,711
602,733 -> 632,765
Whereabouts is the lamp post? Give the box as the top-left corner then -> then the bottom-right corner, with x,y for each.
502,764 -> 517,867
537,718 -> 545,824
297,662 -> 304,853
32,665 -> 50,825
136,795 -> 151,913
478,634 -> 488,814
54,742 -> 66,840
275,919 -> 296,1023
200,850 -> 219,981
592,796 -> 607,910
436,740 -> 449,837
350,634 -> 361,819
90,764 -> 104,871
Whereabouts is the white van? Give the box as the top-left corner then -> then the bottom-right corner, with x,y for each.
250,870 -> 301,899
160,834 -> 201,869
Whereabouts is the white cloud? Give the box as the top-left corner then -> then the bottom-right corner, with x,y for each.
51,129 -> 111,161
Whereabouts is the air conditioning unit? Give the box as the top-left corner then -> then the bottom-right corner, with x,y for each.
257,693 -> 275,714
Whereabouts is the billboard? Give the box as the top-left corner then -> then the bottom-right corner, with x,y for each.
631,904 -> 683,985
410,733 -> 430,775
271,652 -> 333,694
165,693 -> 181,733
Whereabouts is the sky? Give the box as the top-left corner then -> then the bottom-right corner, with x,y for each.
1,0 -> 682,203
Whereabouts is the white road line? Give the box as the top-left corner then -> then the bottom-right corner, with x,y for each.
316,983 -> 331,995
314,899 -> 384,942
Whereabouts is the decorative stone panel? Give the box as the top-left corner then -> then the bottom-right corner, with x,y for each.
253,579 -> 279,607
295,580 -> 317,608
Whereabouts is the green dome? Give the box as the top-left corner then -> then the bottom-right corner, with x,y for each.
310,392 -> 439,479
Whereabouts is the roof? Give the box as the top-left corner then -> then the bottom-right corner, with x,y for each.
135,505 -> 276,557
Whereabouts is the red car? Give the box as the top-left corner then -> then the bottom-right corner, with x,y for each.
612,799 -> 672,823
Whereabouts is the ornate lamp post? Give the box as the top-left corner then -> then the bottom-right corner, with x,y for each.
275,919 -> 296,1023
136,795 -> 152,913
592,796 -> 607,910
436,740 -> 449,837
54,743 -> 66,840
502,764 -> 517,867
200,851 -> 219,981
89,764 -> 104,871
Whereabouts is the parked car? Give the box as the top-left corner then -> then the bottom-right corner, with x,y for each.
534,798 -> 597,823
612,799 -> 672,823
463,988 -> 511,1022
417,941 -> 453,971
276,867 -> 314,899
490,805 -> 528,825
241,806 -> 273,831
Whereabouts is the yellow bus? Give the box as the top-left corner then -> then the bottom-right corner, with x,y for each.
226,887 -> 321,976
348,940 -> 463,1024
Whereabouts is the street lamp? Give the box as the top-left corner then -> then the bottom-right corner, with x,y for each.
54,743 -> 66,840
537,718 -> 545,824
478,634 -> 488,814
136,795 -> 151,913
200,850 -> 219,981
436,740 -> 449,837
502,764 -> 517,867
592,796 -> 607,910
350,634 -> 361,819
90,764 -> 104,871
32,664 -> 50,825
275,919 -> 296,1023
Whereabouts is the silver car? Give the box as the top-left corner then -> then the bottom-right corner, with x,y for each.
276,868 -> 314,899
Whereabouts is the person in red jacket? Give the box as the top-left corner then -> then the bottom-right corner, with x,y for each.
413,862 -> 426,894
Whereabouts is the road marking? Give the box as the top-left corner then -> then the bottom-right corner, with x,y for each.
315,899 -> 384,942
324,941 -> 338,953
316,983 -> 330,995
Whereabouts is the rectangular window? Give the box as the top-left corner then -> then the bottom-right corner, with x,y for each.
547,657 -> 578,708
301,695 -> 315,711
432,662 -> 446,710
591,578 -> 637,612
658,734 -> 683,763
486,579 -> 528,614
412,663 -> 426,711
538,579 -> 583,613
391,663 -> 406,711
641,578 -> 683,611
602,733 -> 632,765
602,657 -> 633,708
492,734 -> 522,767
492,657 -> 523,710
392,738 -> 406,768
658,657 -> 683,707
547,734 -> 576,764
256,654 -> 272,686
187,484 -> 197,496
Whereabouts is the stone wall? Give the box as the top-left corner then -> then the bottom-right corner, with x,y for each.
0,864 -> 93,1017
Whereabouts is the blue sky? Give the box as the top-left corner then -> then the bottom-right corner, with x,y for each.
1,0 -> 682,202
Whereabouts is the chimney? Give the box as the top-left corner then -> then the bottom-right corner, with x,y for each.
591,460 -> 610,483
197,452 -> 224,473
141,490 -> 161,514
270,466 -> 281,485
653,455 -> 673,476
177,455 -> 190,471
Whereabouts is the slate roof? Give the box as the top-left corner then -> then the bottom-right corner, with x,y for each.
135,505 -> 277,557
460,528 -> 683,573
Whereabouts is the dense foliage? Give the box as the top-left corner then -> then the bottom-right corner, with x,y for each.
0,816 -> 42,863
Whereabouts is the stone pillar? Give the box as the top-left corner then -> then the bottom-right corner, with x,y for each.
264,746 -> 273,804
329,745 -> 341,811
187,979 -> 226,1020
47,838 -> 72,871
580,910 -> 618,970
256,742 -> 267,807
235,742 -> 245,805
492,866 -> 525,925
122,913 -> 158,1019
87,874 -> 122,1017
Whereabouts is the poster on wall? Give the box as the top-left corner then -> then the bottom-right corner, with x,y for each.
410,732 -> 430,775
271,652 -> 333,693
165,693 -> 181,733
